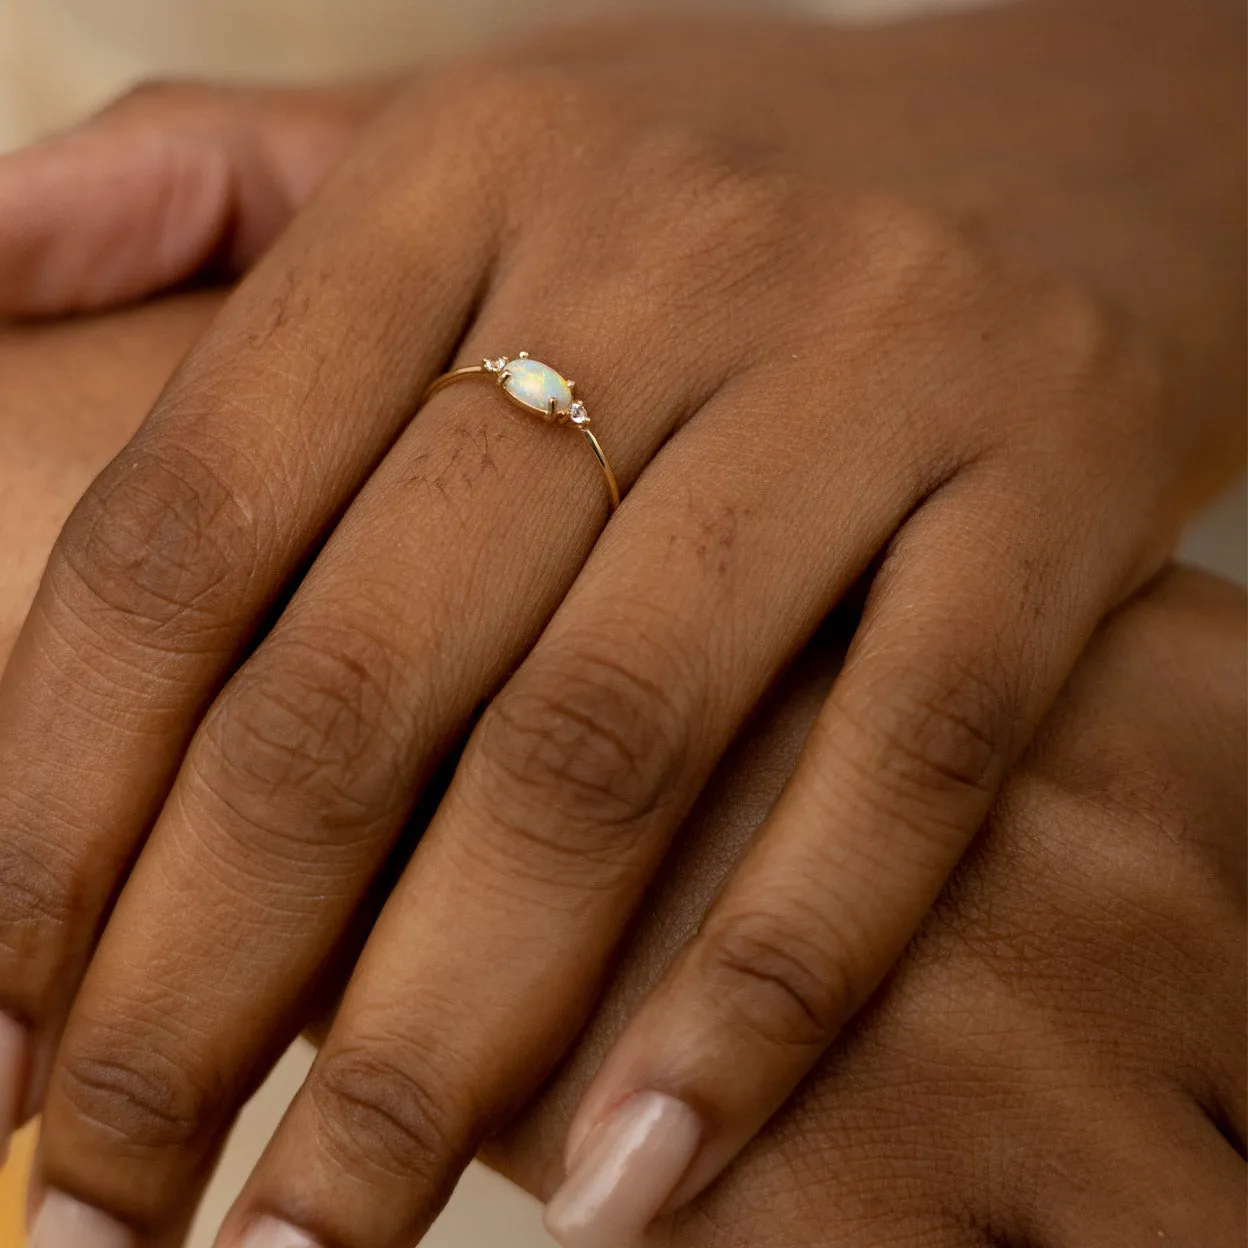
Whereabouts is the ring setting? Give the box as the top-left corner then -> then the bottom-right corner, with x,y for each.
482,353 -> 591,427
424,351 -> 620,511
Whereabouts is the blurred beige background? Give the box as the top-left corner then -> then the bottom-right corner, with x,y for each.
0,0 -> 1241,1244
0,0 -> 1001,149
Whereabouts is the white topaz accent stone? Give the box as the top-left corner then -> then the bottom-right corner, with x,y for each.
503,358 -> 572,416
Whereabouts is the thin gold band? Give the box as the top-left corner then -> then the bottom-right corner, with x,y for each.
423,354 -> 621,513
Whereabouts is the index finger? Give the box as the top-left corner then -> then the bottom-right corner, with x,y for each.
0,80 -> 392,318
0,80 -> 494,1135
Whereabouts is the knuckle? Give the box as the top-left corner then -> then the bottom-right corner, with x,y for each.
421,58 -> 578,165
841,193 -> 979,305
974,745 -> 1243,1014
697,908 -> 854,1050
645,129 -> 795,232
0,831 -> 78,971
310,1044 -> 470,1186
835,650 -> 1013,811
1028,753 -> 1242,944
195,626 -> 411,836
1031,278 -> 1149,390
474,640 -> 686,841
1002,276 -> 1166,467
52,441 -> 256,642
54,1032 -> 216,1154
627,131 -> 808,308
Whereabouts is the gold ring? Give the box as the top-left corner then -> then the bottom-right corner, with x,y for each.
423,352 -> 620,513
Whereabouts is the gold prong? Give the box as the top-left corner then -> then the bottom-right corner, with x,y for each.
420,357 -> 619,514
567,380 -> 576,394
518,350 -> 530,359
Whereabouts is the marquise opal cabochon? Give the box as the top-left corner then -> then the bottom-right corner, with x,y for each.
502,357 -> 573,416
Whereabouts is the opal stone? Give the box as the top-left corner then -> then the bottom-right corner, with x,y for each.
503,358 -> 572,416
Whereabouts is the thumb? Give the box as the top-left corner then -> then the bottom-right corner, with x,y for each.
0,80 -> 395,317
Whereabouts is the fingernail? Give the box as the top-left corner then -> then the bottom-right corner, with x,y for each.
30,1191 -> 135,1248
544,1092 -> 702,1248
0,1013 -> 26,1163
236,1216 -> 323,1248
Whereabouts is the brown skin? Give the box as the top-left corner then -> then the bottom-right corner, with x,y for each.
0,1 -> 1243,1242
512,562 -> 1248,1248
0,294 -> 1244,1247
0,297 -> 223,667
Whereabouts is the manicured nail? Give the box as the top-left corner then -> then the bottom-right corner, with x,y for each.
30,1191 -> 135,1248
236,1216 -> 323,1248
544,1092 -> 702,1248
0,1013 -> 26,1164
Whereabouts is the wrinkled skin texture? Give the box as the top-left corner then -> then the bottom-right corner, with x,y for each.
0,0 -> 1243,1242
0,295 -> 1244,1248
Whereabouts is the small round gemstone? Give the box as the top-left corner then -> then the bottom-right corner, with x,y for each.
502,358 -> 573,417
484,356 -> 508,374
568,401 -> 591,426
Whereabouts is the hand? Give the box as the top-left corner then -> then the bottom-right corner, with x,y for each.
496,563 -> 1246,1248
0,3 -> 1243,1246
0,301 -> 1242,1243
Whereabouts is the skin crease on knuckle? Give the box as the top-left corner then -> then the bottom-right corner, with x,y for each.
468,635 -> 693,870
690,906 -> 856,1054
307,1041 -> 474,1191
45,986 -> 238,1209
50,427 -> 263,649
51,1040 -> 215,1167
192,620 -> 418,847
0,832 -> 85,1027
840,647 -> 1011,803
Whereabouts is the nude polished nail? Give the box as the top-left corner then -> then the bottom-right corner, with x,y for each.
30,1191 -> 136,1248
544,1092 -> 702,1248
236,1217 -> 323,1248
0,1012 -> 26,1163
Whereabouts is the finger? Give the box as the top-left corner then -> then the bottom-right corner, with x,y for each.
1038,1097 -> 1248,1248
28,1160 -> 205,1248
204,366 -> 933,1248
0,89 -> 491,1148
29,243 -> 727,1234
0,79 -> 390,317
545,476 -> 1140,1247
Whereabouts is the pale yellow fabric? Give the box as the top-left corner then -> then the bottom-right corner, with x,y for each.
0,1124 -> 35,1238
